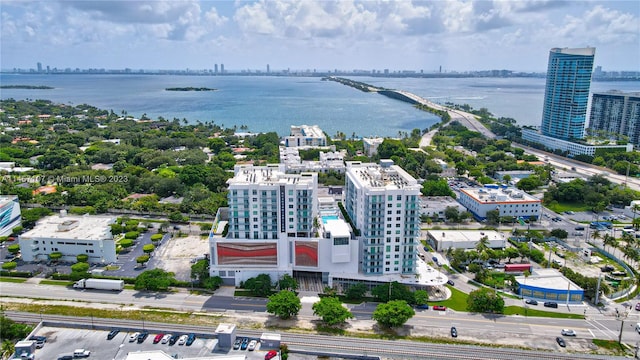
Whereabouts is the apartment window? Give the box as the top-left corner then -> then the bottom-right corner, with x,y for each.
397,195 -> 402,201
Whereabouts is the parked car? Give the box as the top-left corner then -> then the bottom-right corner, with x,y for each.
73,349 -> 90,358
137,332 -> 149,343
556,337 -> 566,347
635,303 -> 640,311
561,329 -> 576,336
240,337 -> 249,350
433,305 -> 447,311
415,304 -> 429,309
248,339 -> 257,351
153,333 -> 164,344
601,265 -> 615,272
177,335 -> 188,345
525,299 -> 538,305
58,355 -> 73,360
29,336 -> 46,343
233,338 -> 242,350
129,332 -> 140,342
447,280 -> 455,286
544,302 -> 558,308
168,334 -> 179,346
107,329 -> 119,340
185,333 -> 196,346
265,350 -> 278,360
161,334 -> 172,344
450,327 -> 457,338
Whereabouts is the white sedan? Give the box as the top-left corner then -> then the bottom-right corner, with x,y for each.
128,332 -> 140,342
161,334 -> 172,344
177,334 -> 188,345
247,340 -> 257,351
561,329 -> 576,336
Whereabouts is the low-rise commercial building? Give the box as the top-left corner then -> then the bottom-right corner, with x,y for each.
419,196 -> 466,220
426,230 -> 505,252
521,129 -> 633,157
457,184 -> 541,221
515,268 -> 584,303
19,213 -> 116,264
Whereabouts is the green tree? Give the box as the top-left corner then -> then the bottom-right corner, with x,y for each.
0,314 -> 32,356
134,268 -> 175,291
49,252 -> 62,262
312,296 -> 354,326
372,300 -> 415,328
444,206 -> 460,222
467,288 -> 504,313
1,262 -> 17,270
413,290 -> 429,305
190,259 -> 210,285
371,282 -> 414,303
344,283 -> 368,300
136,255 -> 150,266
549,229 -> 568,239
150,234 -> 163,242
76,254 -> 89,263
244,273 -> 273,297
7,244 -> 20,255
70,262 -> 90,273
142,244 -> 155,254
266,290 -> 301,320
119,239 -> 134,250
125,231 -> 139,239
202,276 -> 223,290
277,274 -> 298,291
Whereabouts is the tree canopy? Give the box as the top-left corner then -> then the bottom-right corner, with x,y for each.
134,268 -> 175,291
312,296 -> 354,326
467,288 -> 504,313
266,290 -> 301,320
372,300 -> 415,328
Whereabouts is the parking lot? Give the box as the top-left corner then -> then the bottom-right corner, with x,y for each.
31,326 -> 279,360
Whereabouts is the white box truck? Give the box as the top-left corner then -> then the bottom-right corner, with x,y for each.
73,278 -> 124,291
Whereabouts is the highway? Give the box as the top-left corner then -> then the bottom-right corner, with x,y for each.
2,282 -> 640,355
5,311 -> 627,360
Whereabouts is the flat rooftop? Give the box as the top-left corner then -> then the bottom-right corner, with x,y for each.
229,164 -> 316,186
21,215 -> 115,241
347,161 -> 419,191
515,268 -> 582,291
0,195 -> 18,206
459,186 -> 540,203
427,230 -> 503,243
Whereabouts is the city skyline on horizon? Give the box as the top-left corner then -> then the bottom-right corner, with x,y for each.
1,1 -> 639,72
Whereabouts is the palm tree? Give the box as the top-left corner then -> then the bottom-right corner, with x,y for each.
475,235 -> 490,253
602,233 -> 617,253
632,203 -> 640,226
591,230 -> 601,245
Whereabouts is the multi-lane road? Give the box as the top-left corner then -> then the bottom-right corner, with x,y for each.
2,281 -> 639,357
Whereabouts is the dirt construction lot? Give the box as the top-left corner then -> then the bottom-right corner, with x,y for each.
149,234 -> 210,281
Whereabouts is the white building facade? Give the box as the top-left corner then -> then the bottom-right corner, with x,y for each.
522,129 -> 633,157
0,195 -> 21,237
209,164 -> 360,286
284,125 -> 327,147
457,185 -> 542,221
19,214 -> 116,264
344,160 -> 421,276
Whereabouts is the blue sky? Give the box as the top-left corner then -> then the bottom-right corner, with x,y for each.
1,0 -> 638,72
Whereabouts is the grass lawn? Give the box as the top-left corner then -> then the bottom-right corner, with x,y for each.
430,285 -> 468,311
591,339 -> 628,355
503,306 -> 584,319
39,280 -> 74,286
545,202 -> 590,213
0,277 -> 27,283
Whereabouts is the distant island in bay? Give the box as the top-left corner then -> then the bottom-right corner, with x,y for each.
165,87 -> 217,92
0,85 -> 53,89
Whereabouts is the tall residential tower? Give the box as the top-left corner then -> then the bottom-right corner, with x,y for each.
588,91 -> 640,148
344,160 -> 421,276
540,47 -> 596,140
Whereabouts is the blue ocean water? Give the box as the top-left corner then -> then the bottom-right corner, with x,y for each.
1,74 -> 638,136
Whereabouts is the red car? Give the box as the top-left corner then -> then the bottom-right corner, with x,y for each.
433,305 -> 447,311
153,333 -> 164,344
264,350 -> 278,360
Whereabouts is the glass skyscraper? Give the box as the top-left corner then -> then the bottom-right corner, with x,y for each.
540,47 -> 596,140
